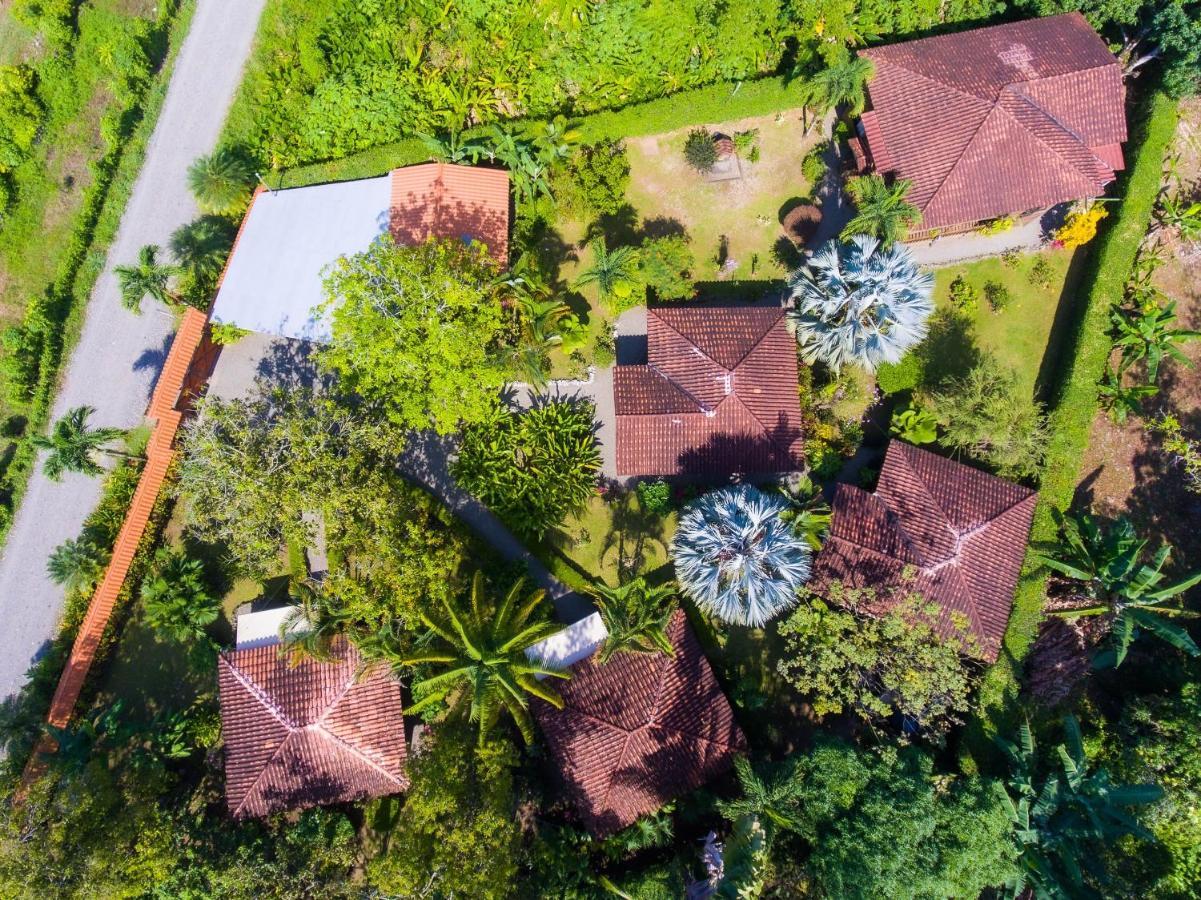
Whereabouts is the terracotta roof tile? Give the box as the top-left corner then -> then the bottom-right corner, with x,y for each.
859,13 -> 1125,229
534,610 -> 746,835
218,636 -> 407,818
390,162 -> 510,263
812,442 -> 1037,660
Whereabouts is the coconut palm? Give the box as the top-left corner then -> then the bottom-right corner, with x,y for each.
671,485 -> 812,627
797,55 -> 875,125
114,244 -> 178,313
1110,301 -> 1201,381
573,238 -> 640,305
591,576 -> 677,663
186,147 -> 254,215
787,235 -> 934,373
1040,512 -> 1201,667
31,406 -> 129,481
385,572 -> 570,744
842,174 -> 922,246
46,537 -> 108,594
278,580 -> 354,666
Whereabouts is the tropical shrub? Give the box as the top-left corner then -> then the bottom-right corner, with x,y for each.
636,479 -> 673,516
796,54 -> 874,118
592,577 -> 678,663
671,485 -> 811,627
842,174 -> 921,246
635,234 -> 694,301
318,236 -> 506,434
977,216 -> 1014,235
874,352 -> 922,394
140,548 -> 218,645
984,279 -> 1013,312
776,476 -> 832,552
787,235 -> 934,373
683,128 -> 717,173
1054,203 -> 1108,248
889,403 -> 937,444
1028,255 -> 1054,287
948,273 -> 980,314
573,238 -> 640,308
1148,414 -> 1201,494
208,321 -> 250,345
800,143 -> 827,188
555,140 -> 629,216
1110,300 -> 1200,380
0,65 -> 43,176
452,400 -> 600,539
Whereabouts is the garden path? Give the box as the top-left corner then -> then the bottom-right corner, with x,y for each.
0,0 -> 269,706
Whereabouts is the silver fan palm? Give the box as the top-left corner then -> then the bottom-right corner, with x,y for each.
787,234 -> 934,372
671,485 -> 811,627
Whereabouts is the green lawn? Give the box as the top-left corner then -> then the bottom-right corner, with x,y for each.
540,492 -> 676,588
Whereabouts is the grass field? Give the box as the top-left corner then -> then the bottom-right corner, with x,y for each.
541,492 -> 676,588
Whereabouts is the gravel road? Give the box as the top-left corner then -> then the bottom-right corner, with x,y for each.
0,0 -> 268,704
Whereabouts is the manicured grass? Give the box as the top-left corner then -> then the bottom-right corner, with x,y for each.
541,492 -> 675,588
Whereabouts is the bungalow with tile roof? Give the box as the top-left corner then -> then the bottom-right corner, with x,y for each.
612,305 -> 804,478
217,609 -> 408,818
810,441 -> 1037,661
530,609 -> 746,836
850,12 -> 1127,239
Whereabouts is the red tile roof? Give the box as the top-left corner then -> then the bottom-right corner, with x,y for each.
812,442 -> 1037,660
858,13 -> 1126,230
218,636 -> 408,818
614,306 -> 804,477
533,610 -> 746,836
390,162 -> 510,263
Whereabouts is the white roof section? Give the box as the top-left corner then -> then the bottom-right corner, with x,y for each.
235,605 -> 310,650
211,175 -> 392,342
525,612 -> 609,676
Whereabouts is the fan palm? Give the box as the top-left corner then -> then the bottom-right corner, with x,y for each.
31,406 -> 129,481
1110,301 -> 1200,381
186,147 -> 254,215
842,174 -> 922,246
114,244 -> 178,313
1039,512 -> 1201,667
46,537 -> 108,594
787,235 -> 934,373
716,756 -> 805,839
671,485 -> 812,627
388,572 -> 570,744
591,576 -> 677,663
797,55 -> 875,122
573,239 -> 640,304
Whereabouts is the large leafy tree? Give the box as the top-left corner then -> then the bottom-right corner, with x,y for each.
318,236 -> 507,434
186,147 -> 254,215
787,235 -> 934,373
842,174 -> 922,246
379,572 -> 569,744
591,576 -> 677,663
114,244 -> 178,313
1040,512 -> 1201,667
31,405 -> 129,481
671,485 -> 812,628
996,716 -> 1163,898
452,399 -> 600,539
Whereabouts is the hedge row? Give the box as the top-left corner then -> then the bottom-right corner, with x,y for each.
273,75 -> 799,190
966,90 -> 1179,761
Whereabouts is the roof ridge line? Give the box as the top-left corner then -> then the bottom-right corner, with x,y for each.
645,362 -> 710,414
593,654 -> 673,818
222,654 -> 299,732
652,312 -> 730,374
311,722 -> 408,789
919,102 -> 1013,217
997,89 -> 1109,185
867,55 -> 998,108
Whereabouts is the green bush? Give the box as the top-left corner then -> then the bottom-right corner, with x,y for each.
556,140 -> 630,217
0,65 -> 44,174
801,142 -> 828,188
1028,256 -> 1054,287
949,273 -> 980,314
636,235 -> 694,301
875,352 -> 922,394
636,479 -> 672,516
984,280 -> 1012,312
683,127 -> 717,173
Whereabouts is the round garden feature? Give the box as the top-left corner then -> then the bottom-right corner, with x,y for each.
781,202 -> 822,247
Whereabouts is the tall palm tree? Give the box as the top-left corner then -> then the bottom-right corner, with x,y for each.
573,239 -> 640,304
1111,301 -> 1201,381
797,56 -> 875,129
31,406 -> 129,481
114,244 -> 178,313
279,580 -> 352,666
671,485 -> 812,628
46,537 -> 108,593
1040,512 -> 1201,667
842,174 -> 922,246
385,572 -> 570,744
591,576 -> 677,663
787,235 -> 934,373
186,147 -> 254,215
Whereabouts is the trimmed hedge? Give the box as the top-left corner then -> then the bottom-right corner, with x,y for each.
273,75 -> 799,190
965,90 -> 1179,764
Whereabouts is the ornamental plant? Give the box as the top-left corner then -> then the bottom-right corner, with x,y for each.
1053,203 -> 1108,249
683,128 -> 717,173
671,485 -> 811,627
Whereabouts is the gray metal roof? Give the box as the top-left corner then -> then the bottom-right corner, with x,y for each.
210,175 -> 392,342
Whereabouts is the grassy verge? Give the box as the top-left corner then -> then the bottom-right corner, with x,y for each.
0,0 -> 195,544
964,91 -> 1179,766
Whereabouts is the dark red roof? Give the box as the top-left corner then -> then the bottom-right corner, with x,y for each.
533,610 -> 746,836
812,442 -> 1037,660
389,162 -> 510,263
218,636 -> 407,818
613,306 -> 804,476
858,13 -> 1126,230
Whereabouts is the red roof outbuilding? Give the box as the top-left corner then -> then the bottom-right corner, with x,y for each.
533,610 -> 746,836
857,13 -> 1126,231
390,162 -> 510,264
812,442 -> 1037,660
218,636 -> 408,819
613,306 -> 804,477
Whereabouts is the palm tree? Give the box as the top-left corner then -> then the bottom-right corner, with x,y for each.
1111,301 -> 1201,381
417,130 -> 488,164
787,235 -> 934,373
776,476 -> 832,552
716,756 -> 804,840
31,406 -> 129,481
46,537 -> 108,593
842,174 -> 921,246
797,55 -> 875,130
279,580 -> 352,665
385,572 -> 570,744
170,216 -> 235,285
114,244 -> 178,313
141,547 -> 217,644
186,147 -> 254,215
996,716 -> 1162,898
573,239 -> 640,305
591,577 -> 677,663
671,485 -> 812,628
1040,512 -> 1201,667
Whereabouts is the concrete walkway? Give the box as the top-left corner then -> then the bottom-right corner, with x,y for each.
0,0 -> 269,705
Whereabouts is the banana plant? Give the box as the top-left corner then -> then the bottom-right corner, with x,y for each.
1097,364 -> 1157,424
1110,301 -> 1201,381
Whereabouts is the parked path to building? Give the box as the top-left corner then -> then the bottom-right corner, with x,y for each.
0,0 -> 268,705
